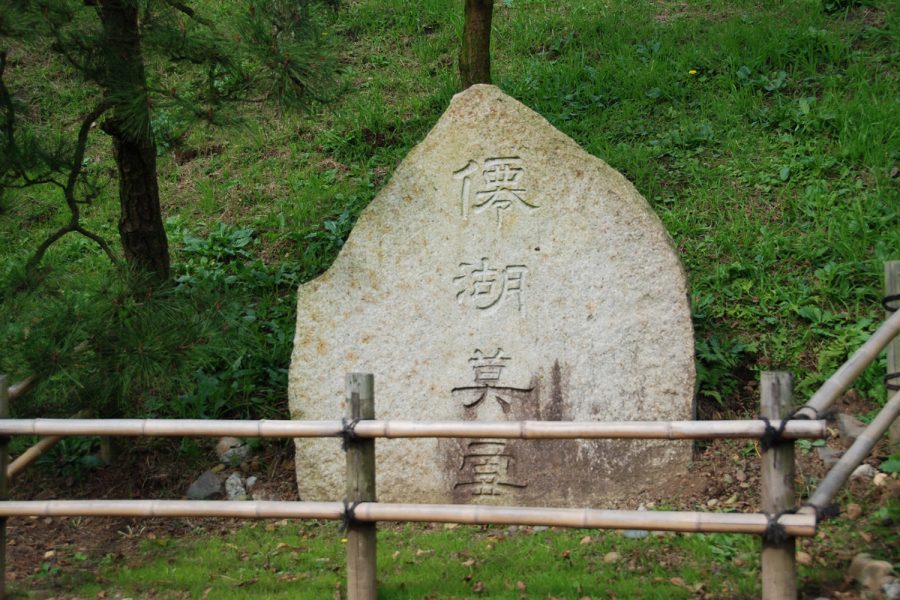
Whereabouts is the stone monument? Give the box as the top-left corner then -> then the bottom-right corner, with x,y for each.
289,84 -> 695,506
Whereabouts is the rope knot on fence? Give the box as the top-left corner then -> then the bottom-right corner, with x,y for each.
762,509 -> 796,545
340,417 -> 361,451
340,499 -> 361,534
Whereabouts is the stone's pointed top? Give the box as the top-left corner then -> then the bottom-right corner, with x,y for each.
290,83 -> 695,507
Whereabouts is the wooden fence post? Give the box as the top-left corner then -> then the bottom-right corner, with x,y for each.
886,261 -> 900,446
345,373 -> 376,600
0,375 -> 9,600
760,371 -> 797,600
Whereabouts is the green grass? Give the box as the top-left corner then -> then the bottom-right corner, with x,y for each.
44,522 -> 763,599
25,494 -> 899,599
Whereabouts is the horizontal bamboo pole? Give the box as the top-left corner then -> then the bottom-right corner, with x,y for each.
798,310 -> 900,418
8,376 -> 37,403
803,389 -> 900,513
0,500 -> 818,536
0,418 -> 827,440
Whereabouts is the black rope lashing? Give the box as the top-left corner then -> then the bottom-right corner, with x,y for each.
760,404 -> 836,451
785,405 -> 837,423
883,293 -> 900,312
886,372 -> 900,392
758,416 -> 790,452
802,501 -> 840,524
340,499 -> 361,534
762,508 -> 797,545
340,417 -> 360,451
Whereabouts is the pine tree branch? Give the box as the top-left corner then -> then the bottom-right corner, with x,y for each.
64,101 -> 111,216
74,224 -> 120,265
25,224 -> 75,274
25,101 -> 119,275
160,0 -> 214,26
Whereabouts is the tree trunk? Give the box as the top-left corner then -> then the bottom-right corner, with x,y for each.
98,0 -> 170,281
459,0 -> 493,89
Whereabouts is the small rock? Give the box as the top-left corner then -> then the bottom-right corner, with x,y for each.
532,526 -> 548,532
851,464 -> 878,481
505,526 -> 518,534
837,414 -> 867,445
603,551 -> 620,564
580,535 -> 592,545
873,473 -> 889,487
622,529 -> 649,539
882,577 -> 900,600
796,551 -> 812,566
845,503 -> 863,521
707,498 -> 718,508
722,474 -> 733,484
186,470 -> 223,500
245,476 -> 258,490
216,437 -> 251,466
815,446 -> 843,467
43,550 -> 55,559
225,472 -> 247,501
735,470 -> 747,482
848,553 -> 895,593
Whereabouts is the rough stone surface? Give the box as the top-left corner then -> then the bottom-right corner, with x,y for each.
837,414 -> 867,446
883,578 -> 900,600
186,470 -> 223,500
848,553 -> 896,594
851,464 -> 879,481
224,472 -> 248,500
288,85 -> 695,506
815,446 -> 843,467
216,437 -> 250,466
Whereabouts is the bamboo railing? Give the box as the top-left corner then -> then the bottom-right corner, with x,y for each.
0,417 -> 827,440
0,500 -> 817,536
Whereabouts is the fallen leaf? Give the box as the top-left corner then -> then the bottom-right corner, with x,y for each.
462,558 -> 476,567
516,580 -> 527,591
473,581 -> 484,593
580,535 -> 592,545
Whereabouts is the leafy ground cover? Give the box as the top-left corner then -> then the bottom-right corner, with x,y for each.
1,0 -> 898,597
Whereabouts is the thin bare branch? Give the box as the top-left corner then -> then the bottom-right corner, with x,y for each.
74,224 -> 121,266
160,0 -> 214,27
25,224 -> 76,273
